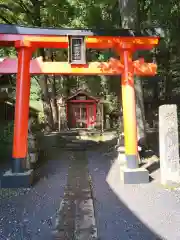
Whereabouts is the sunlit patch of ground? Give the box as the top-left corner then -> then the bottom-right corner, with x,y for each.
87,144 -> 180,240
79,131 -> 116,142
0,188 -> 31,200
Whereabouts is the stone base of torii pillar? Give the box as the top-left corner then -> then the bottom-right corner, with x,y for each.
115,133 -> 149,184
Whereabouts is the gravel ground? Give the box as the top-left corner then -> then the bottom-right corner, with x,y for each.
87,145 -> 180,240
2,138 -> 180,240
0,150 -> 70,240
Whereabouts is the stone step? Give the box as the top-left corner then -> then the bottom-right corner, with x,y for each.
60,142 -> 97,151
65,144 -> 83,148
60,135 -> 80,140
58,131 -> 81,137
64,148 -> 87,151
65,143 -> 95,149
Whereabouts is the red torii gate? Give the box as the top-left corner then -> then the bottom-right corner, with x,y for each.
0,24 -> 159,187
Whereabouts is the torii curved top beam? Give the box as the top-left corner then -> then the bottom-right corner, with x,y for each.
0,24 -> 159,50
0,23 -> 146,36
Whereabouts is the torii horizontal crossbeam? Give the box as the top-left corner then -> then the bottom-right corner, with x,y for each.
0,57 -> 157,76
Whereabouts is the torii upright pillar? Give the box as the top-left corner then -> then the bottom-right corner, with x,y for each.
116,44 -> 149,184
1,40 -> 34,188
121,44 -> 138,168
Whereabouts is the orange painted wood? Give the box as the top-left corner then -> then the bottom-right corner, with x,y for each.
0,34 -> 159,50
0,57 -> 157,76
12,47 -> 31,159
121,50 -> 138,158
86,36 -> 159,50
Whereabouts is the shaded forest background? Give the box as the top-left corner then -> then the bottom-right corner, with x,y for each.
0,0 -> 180,143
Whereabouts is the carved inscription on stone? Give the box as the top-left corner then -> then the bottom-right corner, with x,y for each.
165,128 -> 179,172
159,105 -> 180,184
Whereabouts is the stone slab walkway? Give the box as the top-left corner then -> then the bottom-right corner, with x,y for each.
0,149 -> 69,240
53,150 -> 97,240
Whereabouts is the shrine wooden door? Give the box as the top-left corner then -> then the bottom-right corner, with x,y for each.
70,102 -> 96,128
87,103 -> 96,128
71,104 -> 87,128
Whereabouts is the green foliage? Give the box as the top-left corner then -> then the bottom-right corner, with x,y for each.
30,77 -> 41,101
0,121 -> 14,144
139,0 -> 180,101
38,112 -> 45,124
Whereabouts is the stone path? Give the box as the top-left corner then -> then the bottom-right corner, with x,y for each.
53,150 -> 97,240
0,149 -> 69,240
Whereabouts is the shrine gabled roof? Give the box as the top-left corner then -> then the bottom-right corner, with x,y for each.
67,89 -> 99,102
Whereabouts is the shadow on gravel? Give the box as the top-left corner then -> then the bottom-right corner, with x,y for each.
88,141 -> 164,240
147,130 -> 159,157
0,140 -> 69,240
146,161 -> 160,174
33,148 -> 67,186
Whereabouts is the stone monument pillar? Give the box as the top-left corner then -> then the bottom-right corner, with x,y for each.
159,104 -> 180,186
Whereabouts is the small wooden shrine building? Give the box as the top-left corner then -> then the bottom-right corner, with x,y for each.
66,89 -> 102,129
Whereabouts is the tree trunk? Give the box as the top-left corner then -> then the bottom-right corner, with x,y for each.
100,75 -> 109,129
64,76 -> 71,97
164,48 -> 172,101
38,74 -> 54,130
118,0 -> 146,142
35,49 -> 54,131
49,51 -> 59,130
50,75 -> 59,129
63,76 -> 72,129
